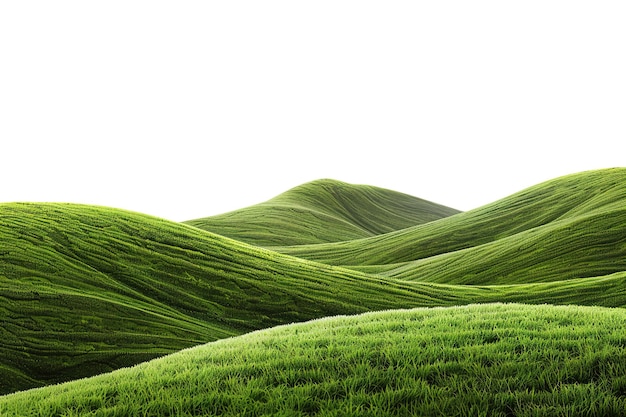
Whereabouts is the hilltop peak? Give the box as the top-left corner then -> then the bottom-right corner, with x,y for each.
185,179 -> 460,246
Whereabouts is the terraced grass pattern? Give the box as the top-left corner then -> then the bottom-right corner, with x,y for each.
1,168 -> 625,416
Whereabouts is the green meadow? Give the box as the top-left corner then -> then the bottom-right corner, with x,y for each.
1,168 -> 626,415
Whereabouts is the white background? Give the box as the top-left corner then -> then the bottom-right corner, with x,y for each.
1,1 -> 624,221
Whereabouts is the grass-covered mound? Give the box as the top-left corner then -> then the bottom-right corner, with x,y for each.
276,168 -> 626,284
0,202 -> 465,394
185,179 -> 460,246
2,303 -> 625,417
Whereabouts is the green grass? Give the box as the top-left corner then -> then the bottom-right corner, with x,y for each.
352,206 -> 626,284
1,202 -> 469,394
2,303 -> 626,417
2,195 -> 626,394
274,168 -> 626,284
2,167 -> 626,415
184,179 -> 460,246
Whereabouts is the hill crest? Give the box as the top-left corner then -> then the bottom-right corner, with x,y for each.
184,178 -> 460,246
275,168 -> 626,281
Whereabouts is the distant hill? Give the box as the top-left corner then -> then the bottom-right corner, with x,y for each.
276,168 -> 626,284
184,179 -> 460,246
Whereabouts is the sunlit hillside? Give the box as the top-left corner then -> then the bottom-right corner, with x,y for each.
2,304 -> 625,416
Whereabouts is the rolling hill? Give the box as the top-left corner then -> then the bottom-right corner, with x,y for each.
0,202 -> 465,394
1,167 -> 626,404
272,168 -> 626,284
2,303 -> 626,416
184,179 -> 460,246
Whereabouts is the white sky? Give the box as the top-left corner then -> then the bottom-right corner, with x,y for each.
1,2 -> 624,221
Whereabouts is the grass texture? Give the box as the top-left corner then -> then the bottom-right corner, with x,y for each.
184,179 -> 460,246
1,202 -> 467,394
2,303 -> 626,417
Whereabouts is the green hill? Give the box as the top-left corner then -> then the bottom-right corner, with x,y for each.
2,168 -> 626,399
370,205 -> 626,284
184,179 -> 460,246
0,202 -> 473,394
276,168 -> 626,284
2,303 -> 626,416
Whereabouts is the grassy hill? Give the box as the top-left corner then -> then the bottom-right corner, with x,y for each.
372,206 -> 626,284
275,168 -> 626,284
184,179 -> 460,246
1,200 -> 530,395
1,202 -> 469,394
2,214 -> 626,395
1,167 -> 626,408
2,303 -> 626,416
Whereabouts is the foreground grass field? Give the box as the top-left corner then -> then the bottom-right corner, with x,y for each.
2,303 -> 626,417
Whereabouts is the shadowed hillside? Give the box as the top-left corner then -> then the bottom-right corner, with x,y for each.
0,202 -> 466,394
184,179 -> 460,246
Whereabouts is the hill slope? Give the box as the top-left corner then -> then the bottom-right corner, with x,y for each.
2,169 -> 626,395
2,304 -> 626,416
184,179 -> 460,246
276,168 -> 626,284
0,202 -> 469,394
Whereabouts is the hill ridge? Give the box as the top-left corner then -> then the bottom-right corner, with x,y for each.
275,168 -> 626,274
185,178 -> 460,246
